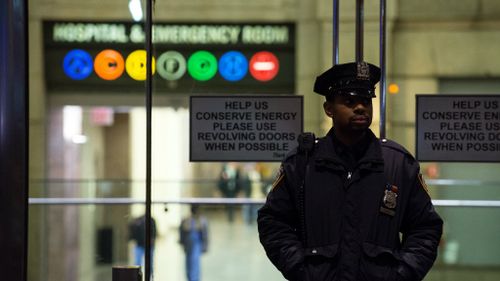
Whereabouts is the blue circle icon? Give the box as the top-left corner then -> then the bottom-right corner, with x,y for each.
63,49 -> 93,80
218,51 -> 248,82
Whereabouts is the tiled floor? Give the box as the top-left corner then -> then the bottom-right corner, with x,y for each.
101,206 -> 500,281
153,206 -> 283,281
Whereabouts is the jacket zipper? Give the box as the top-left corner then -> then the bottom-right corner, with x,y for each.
338,170 -> 352,279
343,171 -> 352,190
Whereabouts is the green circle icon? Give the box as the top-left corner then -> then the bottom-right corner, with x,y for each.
187,51 -> 218,81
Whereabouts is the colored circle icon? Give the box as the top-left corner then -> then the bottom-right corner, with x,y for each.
157,51 -> 187,81
187,51 -> 218,81
63,49 -> 93,80
94,49 -> 125,81
125,50 -> 156,81
249,51 -> 279,82
218,51 -> 248,82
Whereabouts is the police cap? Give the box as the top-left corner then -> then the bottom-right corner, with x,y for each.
313,61 -> 381,98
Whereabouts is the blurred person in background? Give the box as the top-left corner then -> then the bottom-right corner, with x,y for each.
218,163 -> 242,222
129,214 -> 157,276
180,204 -> 209,281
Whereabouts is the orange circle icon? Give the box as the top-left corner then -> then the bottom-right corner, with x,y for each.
94,50 -> 125,81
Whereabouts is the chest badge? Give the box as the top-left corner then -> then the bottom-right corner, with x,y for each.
380,184 -> 398,216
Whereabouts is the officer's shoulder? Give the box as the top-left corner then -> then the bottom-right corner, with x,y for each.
283,146 -> 300,161
380,138 -> 415,161
283,132 -> 321,161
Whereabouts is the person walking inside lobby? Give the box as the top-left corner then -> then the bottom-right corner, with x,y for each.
257,61 -> 443,281
180,204 -> 209,281
128,214 -> 157,276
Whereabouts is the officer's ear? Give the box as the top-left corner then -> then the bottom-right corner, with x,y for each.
323,100 -> 334,118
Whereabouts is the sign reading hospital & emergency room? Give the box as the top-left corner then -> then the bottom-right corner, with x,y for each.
416,95 -> 500,162
43,21 -> 295,94
190,96 -> 302,161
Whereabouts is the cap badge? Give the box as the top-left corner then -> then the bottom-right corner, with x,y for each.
357,62 -> 370,80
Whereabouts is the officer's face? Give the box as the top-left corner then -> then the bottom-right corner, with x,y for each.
323,94 -> 373,133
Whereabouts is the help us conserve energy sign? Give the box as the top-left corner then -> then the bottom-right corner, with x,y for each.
190,96 -> 303,161
416,95 -> 500,162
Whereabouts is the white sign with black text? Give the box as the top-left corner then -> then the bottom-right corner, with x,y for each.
190,95 -> 303,161
416,95 -> 500,162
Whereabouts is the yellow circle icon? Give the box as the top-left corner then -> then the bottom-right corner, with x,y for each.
125,50 -> 156,81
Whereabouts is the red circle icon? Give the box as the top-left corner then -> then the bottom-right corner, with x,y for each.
249,51 -> 279,82
94,49 -> 125,81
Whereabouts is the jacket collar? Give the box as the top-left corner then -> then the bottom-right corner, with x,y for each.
314,128 -> 384,172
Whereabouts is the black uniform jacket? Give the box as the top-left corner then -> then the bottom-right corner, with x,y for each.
258,130 -> 443,281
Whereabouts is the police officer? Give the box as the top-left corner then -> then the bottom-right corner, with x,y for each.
257,61 -> 443,281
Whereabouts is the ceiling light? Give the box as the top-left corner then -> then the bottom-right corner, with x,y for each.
128,0 -> 143,22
